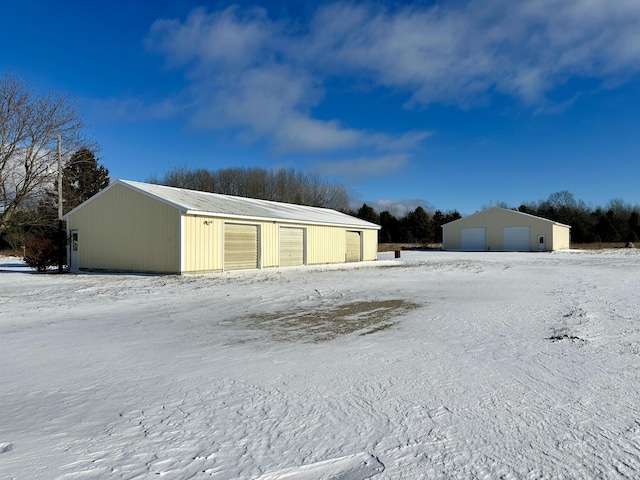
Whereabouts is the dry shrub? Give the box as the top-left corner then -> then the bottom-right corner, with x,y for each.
570,242 -> 627,250
23,233 -> 57,272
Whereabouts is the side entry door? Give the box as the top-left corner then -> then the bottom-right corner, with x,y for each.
70,230 -> 79,272
537,235 -> 546,251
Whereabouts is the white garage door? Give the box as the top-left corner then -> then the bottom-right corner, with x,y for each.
503,227 -> 531,251
280,227 -> 305,267
461,228 -> 486,251
224,223 -> 258,270
346,231 -> 362,262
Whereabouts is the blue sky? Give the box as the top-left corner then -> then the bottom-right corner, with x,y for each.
2,0 -> 640,215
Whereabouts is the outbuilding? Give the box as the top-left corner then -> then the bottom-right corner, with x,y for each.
64,180 -> 380,273
442,207 -> 570,252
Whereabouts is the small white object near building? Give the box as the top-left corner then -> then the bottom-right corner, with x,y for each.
442,207 -> 570,252
64,180 -> 380,273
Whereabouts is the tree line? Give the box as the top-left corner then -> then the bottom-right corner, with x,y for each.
350,204 -> 461,245
517,191 -> 640,244
350,190 -> 640,245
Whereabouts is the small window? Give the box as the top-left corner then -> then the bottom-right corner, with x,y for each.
72,232 -> 78,252
539,236 -> 545,244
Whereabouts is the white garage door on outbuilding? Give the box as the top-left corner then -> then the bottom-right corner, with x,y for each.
346,231 -> 362,262
461,228 -> 486,251
279,227 -> 305,267
224,223 -> 259,270
503,227 -> 531,251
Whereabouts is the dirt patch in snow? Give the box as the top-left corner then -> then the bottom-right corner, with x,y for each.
547,306 -> 589,344
237,299 -> 420,343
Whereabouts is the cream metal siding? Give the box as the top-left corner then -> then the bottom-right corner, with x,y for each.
260,221 -> 279,268
279,227 -> 305,267
346,231 -> 362,262
224,223 -> 259,270
182,217 -> 377,272
442,207 -> 570,252
65,183 -> 181,272
306,225 -> 346,265
362,229 -> 378,261
442,223 -> 463,251
182,216 -> 224,273
182,217 -> 279,272
303,225 -> 378,264
552,224 -> 571,250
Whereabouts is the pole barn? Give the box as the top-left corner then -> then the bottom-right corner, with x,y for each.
64,180 -> 380,274
442,207 -> 570,252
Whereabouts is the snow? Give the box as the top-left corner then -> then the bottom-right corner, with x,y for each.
1,249 -> 640,479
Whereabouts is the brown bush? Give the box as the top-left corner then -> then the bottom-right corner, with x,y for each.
23,233 -> 58,272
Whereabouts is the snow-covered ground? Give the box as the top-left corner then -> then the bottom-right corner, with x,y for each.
1,249 -> 639,479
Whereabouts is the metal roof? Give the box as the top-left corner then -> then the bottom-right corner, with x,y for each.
108,180 -> 380,229
443,207 -> 571,228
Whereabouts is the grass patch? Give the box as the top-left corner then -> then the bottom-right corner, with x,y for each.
570,242 -> 628,250
378,243 -> 442,252
0,248 -> 25,258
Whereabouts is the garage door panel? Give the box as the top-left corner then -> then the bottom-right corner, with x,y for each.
461,228 -> 486,251
280,227 -> 305,267
503,226 -> 530,251
346,231 -> 361,262
224,224 -> 258,270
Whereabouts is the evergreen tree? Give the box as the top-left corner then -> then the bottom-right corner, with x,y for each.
432,210 -> 445,243
403,206 -> 433,244
355,203 -> 380,225
61,148 -> 110,213
592,209 -> 619,242
379,211 -> 400,243
444,211 -> 462,223
628,211 -> 640,241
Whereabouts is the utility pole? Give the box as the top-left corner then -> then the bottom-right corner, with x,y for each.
57,135 -> 64,273
57,135 -> 63,221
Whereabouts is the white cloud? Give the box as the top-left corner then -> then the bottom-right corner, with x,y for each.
348,197 -> 434,216
370,131 -> 433,151
304,0 -> 640,106
315,154 -> 408,182
85,96 -> 189,123
274,116 -> 363,152
145,6 -> 274,71
145,6 -> 430,154
188,64 -> 369,152
143,0 -> 640,156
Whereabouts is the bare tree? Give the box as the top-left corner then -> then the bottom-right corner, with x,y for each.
0,73 -> 90,234
546,190 -> 577,210
148,166 -> 351,211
